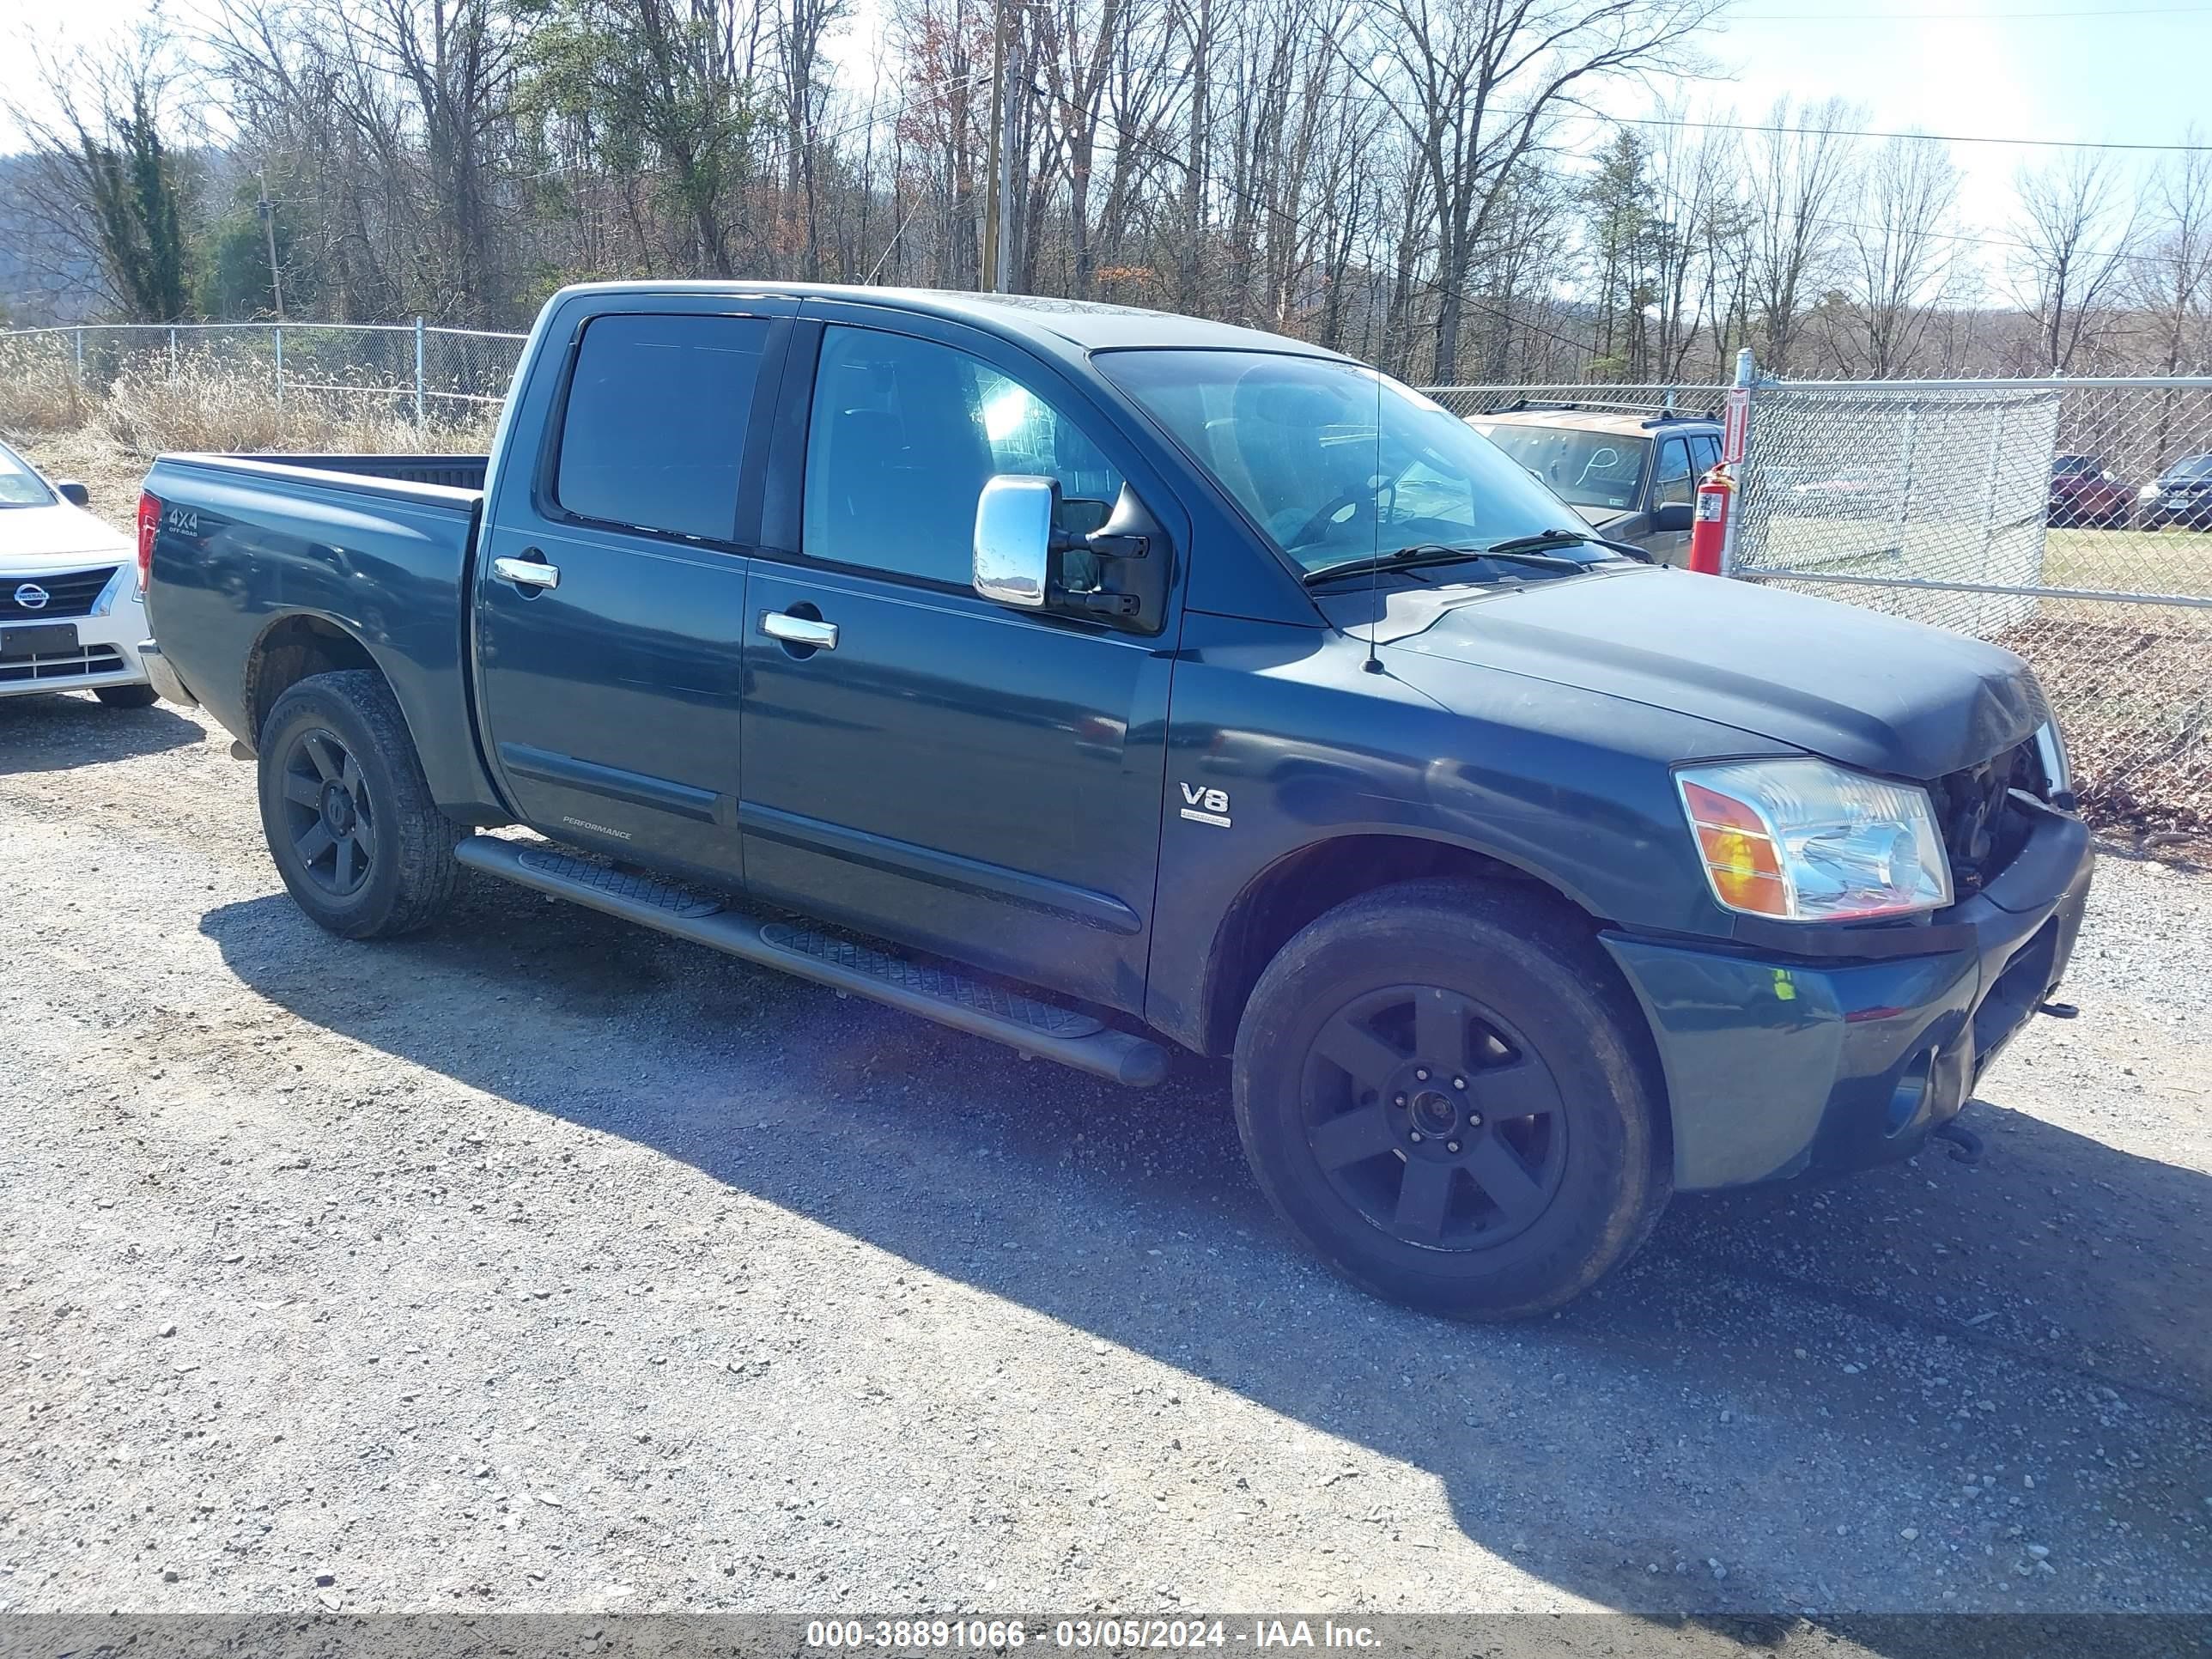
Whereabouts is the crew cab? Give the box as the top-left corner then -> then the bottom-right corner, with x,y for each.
138,283 -> 2093,1319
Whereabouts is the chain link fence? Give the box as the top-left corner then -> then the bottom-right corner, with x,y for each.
1425,383 -> 1730,420
0,321 -> 527,422
1423,374 -> 2212,836
1,329 -> 2202,832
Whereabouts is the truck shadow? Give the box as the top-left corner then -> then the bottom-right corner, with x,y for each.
0,693 -> 207,774
199,878 -> 2212,1634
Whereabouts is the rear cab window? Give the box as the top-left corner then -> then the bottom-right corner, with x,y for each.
554,313 -> 772,543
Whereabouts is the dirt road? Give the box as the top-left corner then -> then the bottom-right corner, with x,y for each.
3,684 -> 2209,1622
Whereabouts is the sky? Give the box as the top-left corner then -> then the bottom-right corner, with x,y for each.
3,0 -> 2208,254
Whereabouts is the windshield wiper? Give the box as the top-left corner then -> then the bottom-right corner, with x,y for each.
1301,541 -> 1596,587
1486,526 -> 1653,564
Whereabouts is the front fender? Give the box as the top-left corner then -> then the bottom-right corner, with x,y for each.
1143,614 -> 1784,1050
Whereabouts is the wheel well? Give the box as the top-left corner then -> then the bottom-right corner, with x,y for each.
242,615 -> 380,749
1200,835 -> 1597,1057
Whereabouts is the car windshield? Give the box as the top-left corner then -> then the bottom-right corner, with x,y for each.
0,443 -> 57,508
2167,455 -> 2212,480
2052,455 -> 2096,476
1474,423 -> 1650,512
1096,349 -> 1593,572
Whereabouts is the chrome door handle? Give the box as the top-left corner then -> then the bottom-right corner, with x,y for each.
493,556 -> 560,589
494,556 -> 560,589
760,611 -> 838,650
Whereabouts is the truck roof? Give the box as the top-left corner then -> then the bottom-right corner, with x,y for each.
547,280 -> 1352,359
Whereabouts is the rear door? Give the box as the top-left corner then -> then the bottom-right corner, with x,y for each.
735,309 -> 1180,1012
472,303 -> 792,883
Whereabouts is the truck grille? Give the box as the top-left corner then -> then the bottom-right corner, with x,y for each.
0,566 -> 119,621
1927,739 -> 2042,896
0,645 -> 127,685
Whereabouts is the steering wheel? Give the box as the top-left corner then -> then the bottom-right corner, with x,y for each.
1286,487 -> 1373,552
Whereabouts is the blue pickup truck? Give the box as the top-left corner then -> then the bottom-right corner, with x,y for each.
137,283 -> 2092,1319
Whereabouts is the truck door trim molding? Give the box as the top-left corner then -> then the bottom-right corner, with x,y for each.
497,741 -> 725,825
738,799 -> 1144,936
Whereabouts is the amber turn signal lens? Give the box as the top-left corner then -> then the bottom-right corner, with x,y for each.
1681,781 -> 1791,917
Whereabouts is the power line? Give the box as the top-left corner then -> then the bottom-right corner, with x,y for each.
1294,80 -> 2212,155
1604,112 -> 2212,155
1731,3 -> 2212,17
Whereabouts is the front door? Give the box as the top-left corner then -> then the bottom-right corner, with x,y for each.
473,307 -> 787,883
1650,434 -> 1696,566
738,315 -> 1177,1013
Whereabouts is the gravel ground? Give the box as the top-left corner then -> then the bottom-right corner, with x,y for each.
3,449 -> 2209,1624
3,694 -> 2209,1624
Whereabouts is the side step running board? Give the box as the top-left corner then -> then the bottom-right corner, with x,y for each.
455,837 -> 1170,1087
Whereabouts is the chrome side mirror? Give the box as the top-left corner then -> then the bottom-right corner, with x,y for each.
973,475 -> 1055,608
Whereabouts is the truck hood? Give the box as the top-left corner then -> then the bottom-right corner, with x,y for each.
0,503 -> 132,571
1376,566 -> 2045,780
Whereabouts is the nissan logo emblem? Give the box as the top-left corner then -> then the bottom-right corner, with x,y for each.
13,583 -> 49,611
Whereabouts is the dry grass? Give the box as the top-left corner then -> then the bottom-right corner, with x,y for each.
2002,608 -> 2212,838
0,338 -> 496,459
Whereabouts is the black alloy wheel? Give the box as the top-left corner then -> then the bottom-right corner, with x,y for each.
277,726 -> 379,896
1303,983 -> 1569,1249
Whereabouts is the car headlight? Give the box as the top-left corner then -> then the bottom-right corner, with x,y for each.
2139,483 -> 2160,499
2033,719 -> 2072,804
1677,759 -> 1953,921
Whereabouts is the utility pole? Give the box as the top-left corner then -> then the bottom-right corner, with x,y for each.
256,167 -> 286,322
981,0 -> 1008,293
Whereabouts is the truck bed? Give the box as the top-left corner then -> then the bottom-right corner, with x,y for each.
141,449 -> 496,816
220,453 -> 489,493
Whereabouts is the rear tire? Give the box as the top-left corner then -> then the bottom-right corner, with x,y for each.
95,683 -> 161,708
1231,879 -> 1669,1320
257,669 -> 459,939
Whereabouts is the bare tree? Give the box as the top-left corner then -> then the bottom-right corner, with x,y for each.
2136,142 -> 2212,374
1842,133 -> 1960,378
1345,0 -> 1717,381
4,19 -> 195,321
2006,150 -> 2141,373
1746,96 -> 1858,374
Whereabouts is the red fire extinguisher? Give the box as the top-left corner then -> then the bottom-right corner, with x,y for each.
1686,464 -> 1734,575
1680,464 -> 1734,574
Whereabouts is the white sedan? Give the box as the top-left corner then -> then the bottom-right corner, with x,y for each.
0,438 -> 156,707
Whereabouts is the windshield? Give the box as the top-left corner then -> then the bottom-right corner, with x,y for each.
2167,455 -> 2212,480
1096,349 -> 1590,572
0,443 -> 57,508
1474,422 -> 1649,513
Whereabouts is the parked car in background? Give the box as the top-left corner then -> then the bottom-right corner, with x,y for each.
2136,453 -> 2212,531
2047,454 -> 2132,528
1467,406 -> 1723,566
0,438 -> 158,707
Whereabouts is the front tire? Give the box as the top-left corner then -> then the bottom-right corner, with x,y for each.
95,682 -> 161,708
257,669 -> 459,939
1231,879 -> 1669,1320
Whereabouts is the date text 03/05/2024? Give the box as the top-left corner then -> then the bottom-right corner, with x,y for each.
805,1621 -> 1381,1651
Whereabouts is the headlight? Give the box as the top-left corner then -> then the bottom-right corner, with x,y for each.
2034,719 -> 2072,803
1677,759 -> 1953,921
2139,483 -> 2160,499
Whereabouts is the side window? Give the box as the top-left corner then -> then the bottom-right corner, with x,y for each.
555,313 -> 770,543
1690,434 -> 1723,477
1654,437 -> 1694,507
803,325 -> 1124,586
